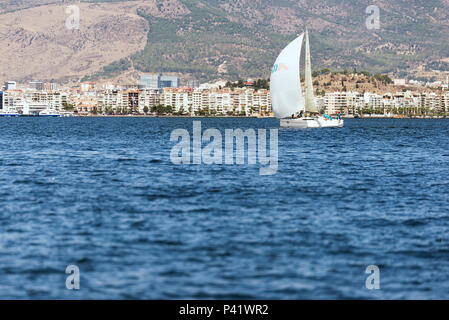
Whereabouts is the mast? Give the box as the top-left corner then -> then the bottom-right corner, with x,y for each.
304,28 -> 318,113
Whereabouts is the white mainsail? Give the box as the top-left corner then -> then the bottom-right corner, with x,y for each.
270,34 -> 305,119
304,28 -> 318,113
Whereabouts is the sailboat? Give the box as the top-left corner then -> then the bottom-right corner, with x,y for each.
270,28 -> 344,128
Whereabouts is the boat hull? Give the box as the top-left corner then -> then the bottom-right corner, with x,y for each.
0,113 -> 19,117
280,117 -> 344,128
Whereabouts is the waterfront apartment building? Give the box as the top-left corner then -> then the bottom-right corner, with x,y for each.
324,92 -> 363,115
0,89 -> 65,115
97,90 -> 119,111
440,92 -> 449,113
160,87 -> 272,116
1,89 -> 23,113
364,92 -> 383,111
163,87 -> 272,116
419,92 -> 441,113
27,90 -> 66,110
320,90 -> 449,115
138,89 -> 162,113
96,90 -> 136,113
98,88 -> 162,113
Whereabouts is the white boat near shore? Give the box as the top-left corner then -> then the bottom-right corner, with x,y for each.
0,111 -> 19,117
281,116 -> 344,128
270,28 -> 344,129
39,110 -> 61,117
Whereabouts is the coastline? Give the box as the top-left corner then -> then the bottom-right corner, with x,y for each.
345,115 -> 448,119
67,114 -> 269,118
76,115 -> 449,119
2,114 -> 448,119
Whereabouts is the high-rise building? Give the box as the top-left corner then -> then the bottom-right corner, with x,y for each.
80,82 -> 96,92
140,73 -> 180,89
159,75 -> 179,88
4,81 -> 16,90
140,73 -> 159,88
47,83 -> 58,91
186,80 -> 200,88
29,81 -> 44,91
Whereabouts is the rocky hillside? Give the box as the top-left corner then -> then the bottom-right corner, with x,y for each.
0,1 -> 154,84
1,0 -> 449,84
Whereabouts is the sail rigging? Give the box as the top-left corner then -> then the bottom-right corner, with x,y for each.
304,28 -> 318,114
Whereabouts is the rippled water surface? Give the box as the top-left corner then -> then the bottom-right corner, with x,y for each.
0,117 -> 449,299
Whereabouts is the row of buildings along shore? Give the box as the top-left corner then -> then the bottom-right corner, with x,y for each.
2,75 -> 449,117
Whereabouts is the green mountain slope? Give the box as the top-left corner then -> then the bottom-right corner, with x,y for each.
4,0 -> 449,82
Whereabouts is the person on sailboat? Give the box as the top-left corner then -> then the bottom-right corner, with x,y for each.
337,112 -> 341,120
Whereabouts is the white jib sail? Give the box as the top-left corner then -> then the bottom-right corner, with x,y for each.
270,34 -> 305,119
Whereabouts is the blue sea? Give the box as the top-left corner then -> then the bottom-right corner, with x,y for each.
0,117 -> 448,299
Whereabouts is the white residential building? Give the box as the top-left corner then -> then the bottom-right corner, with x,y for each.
325,91 -> 362,114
